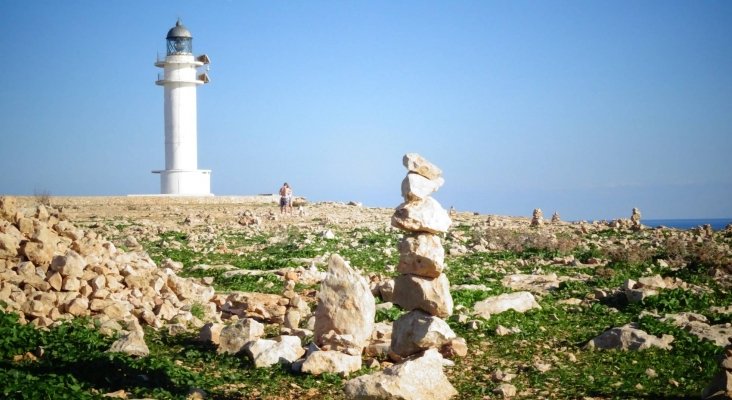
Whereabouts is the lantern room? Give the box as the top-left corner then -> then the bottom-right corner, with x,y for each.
166,19 -> 192,55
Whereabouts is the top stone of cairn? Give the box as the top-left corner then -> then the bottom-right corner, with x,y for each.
403,153 -> 442,181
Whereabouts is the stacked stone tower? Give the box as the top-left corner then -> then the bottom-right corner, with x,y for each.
390,153 -> 461,359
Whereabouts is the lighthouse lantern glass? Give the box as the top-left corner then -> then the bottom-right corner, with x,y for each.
167,37 -> 192,55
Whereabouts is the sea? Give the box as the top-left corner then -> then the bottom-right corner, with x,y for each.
640,218 -> 732,231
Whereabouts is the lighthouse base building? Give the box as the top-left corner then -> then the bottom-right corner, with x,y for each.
153,19 -> 212,196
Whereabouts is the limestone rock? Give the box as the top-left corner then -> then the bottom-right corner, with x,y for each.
393,273 -> 453,318
403,153 -> 443,180
66,297 -> 89,316
473,292 -> 541,318
343,348 -> 457,400
375,279 -> 395,302
392,198 -> 452,234
198,323 -> 224,345
22,242 -> 55,267
313,254 -> 375,350
366,322 -> 393,357
441,337 -> 468,358
636,275 -> 667,289
223,292 -> 287,323
401,173 -> 444,201
301,350 -> 362,376
662,313 -> 732,347
0,233 -> 20,258
586,323 -> 674,351
397,233 -> 445,278
284,308 -> 301,330
318,331 -> 363,355
0,196 -> 17,220
244,336 -> 305,368
390,310 -> 456,358
167,275 -> 215,303
494,383 -> 517,398
501,273 -> 560,294
50,250 -> 86,278
218,319 -> 265,355
108,320 -> 149,357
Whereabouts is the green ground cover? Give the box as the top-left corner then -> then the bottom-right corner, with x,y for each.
1,220 -> 730,399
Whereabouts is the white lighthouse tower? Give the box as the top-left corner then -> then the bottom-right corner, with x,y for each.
153,19 -> 212,195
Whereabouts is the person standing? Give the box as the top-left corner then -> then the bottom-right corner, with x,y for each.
279,182 -> 293,215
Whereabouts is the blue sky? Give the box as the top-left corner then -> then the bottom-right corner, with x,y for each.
1,1 -> 730,220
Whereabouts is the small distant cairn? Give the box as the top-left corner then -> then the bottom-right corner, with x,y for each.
630,207 -> 642,231
531,208 -> 544,227
551,211 -> 561,223
702,337 -> 732,399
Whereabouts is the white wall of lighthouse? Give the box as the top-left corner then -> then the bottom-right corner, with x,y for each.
153,20 -> 211,195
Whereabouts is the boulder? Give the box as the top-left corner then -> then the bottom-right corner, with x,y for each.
284,309 -> 302,330
366,322 -> 393,357
637,275 -> 667,289
392,198 -> 452,234
244,336 -> 305,368
403,153 -> 443,180
198,323 -> 224,345
223,292 -> 287,323
0,233 -> 20,258
494,383 -> 517,398
50,250 -> 86,278
501,273 -> 560,294
393,273 -> 453,318
401,173 -> 444,201
21,242 -> 55,267
218,318 -> 265,355
313,254 -> 375,350
0,196 -> 17,220
586,323 -> 674,350
397,233 -> 445,278
390,310 -> 456,358
318,331 -> 362,355
662,313 -> 732,347
167,275 -> 215,303
108,320 -> 149,357
66,297 -> 89,316
473,291 -> 541,318
625,288 -> 658,303
375,279 -> 395,302
46,272 -> 63,291
343,349 -> 457,400
301,350 -> 362,376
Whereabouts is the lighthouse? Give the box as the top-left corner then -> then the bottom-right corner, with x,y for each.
153,19 -> 211,195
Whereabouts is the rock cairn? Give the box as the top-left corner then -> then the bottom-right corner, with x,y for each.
391,154 -> 453,325
531,208 -> 544,227
343,154 -> 458,399
630,207 -> 642,231
391,153 -> 452,321
551,211 -> 561,223
702,337 -> 732,399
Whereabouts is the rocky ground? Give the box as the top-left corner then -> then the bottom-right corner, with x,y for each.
1,195 -> 731,399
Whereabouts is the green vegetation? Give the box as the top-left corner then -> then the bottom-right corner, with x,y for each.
1,214 -> 730,399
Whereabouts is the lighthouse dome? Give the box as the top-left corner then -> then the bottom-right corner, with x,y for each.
166,19 -> 192,39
